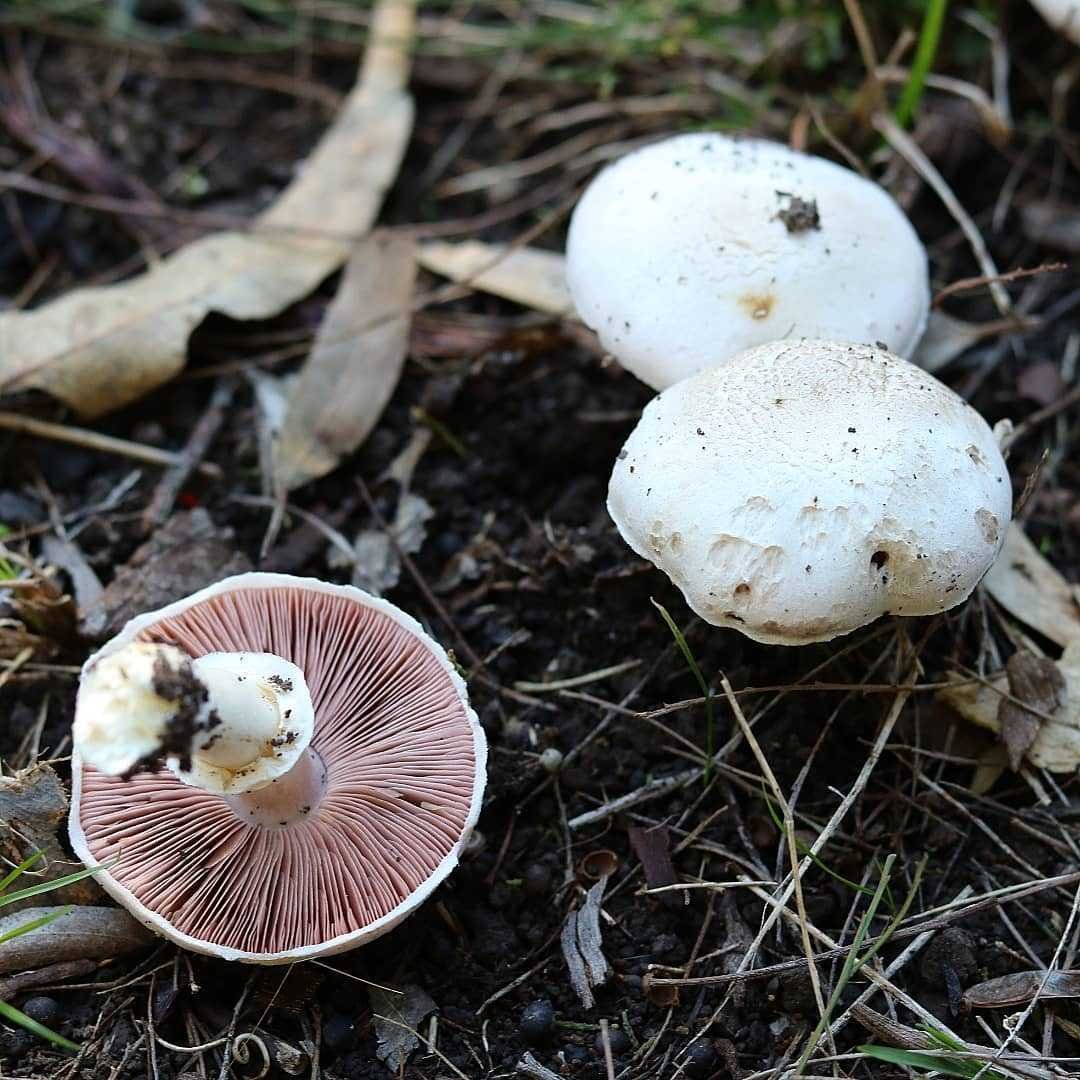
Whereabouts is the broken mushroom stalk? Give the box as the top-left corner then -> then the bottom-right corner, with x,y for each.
608,340 -> 1013,645
566,132 -> 930,390
69,573 -> 486,964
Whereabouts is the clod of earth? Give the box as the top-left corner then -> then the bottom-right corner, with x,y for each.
566,132 -> 930,390
607,340 -> 1013,644
69,572 -> 486,963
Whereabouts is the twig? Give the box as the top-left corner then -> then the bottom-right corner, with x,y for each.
141,379 -> 236,532
933,263 -> 1067,307
874,111 -> 1011,316
0,412 -> 222,477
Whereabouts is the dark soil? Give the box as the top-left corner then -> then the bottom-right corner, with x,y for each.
0,6 -> 1078,1079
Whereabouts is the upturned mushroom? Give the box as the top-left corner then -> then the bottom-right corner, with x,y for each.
566,133 -> 930,390
608,340 -> 1012,645
70,573 -> 486,963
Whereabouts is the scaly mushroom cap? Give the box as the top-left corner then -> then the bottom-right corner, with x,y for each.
608,341 -> 1012,645
69,574 -> 485,963
566,133 -> 930,390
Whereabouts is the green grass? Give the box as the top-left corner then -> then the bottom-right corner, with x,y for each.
895,0 -> 949,127
794,853 -> 926,1075
861,1027 -> 1009,1079
652,600 -> 715,782
0,852 -> 106,1053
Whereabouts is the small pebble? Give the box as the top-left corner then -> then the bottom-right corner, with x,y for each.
519,1000 -> 555,1046
684,1038 -> 717,1078
20,997 -> 59,1027
538,747 -> 564,773
322,1012 -> 356,1053
595,1027 -> 630,1056
524,863 -> 552,897
920,928 -> 977,987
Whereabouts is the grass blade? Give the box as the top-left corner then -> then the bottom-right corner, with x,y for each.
652,600 -> 715,781
894,0 -> 948,127
0,1000 -> 79,1053
0,863 -> 107,909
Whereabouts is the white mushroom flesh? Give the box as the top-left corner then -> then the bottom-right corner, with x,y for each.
566,133 -> 930,390
607,340 -> 1013,645
75,643 -> 315,795
1029,0 -> 1080,44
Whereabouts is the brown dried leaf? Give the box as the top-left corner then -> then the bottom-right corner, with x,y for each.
418,241 -> 573,316
939,641 -> 1080,773
80,508 -> 251,641
0,0 -> 415,419
628,823 -> 678,904
962,970 -> 1080,1011
984,522 -> 1080,648
998,651 -> 1067,770
272,232 -> 417,492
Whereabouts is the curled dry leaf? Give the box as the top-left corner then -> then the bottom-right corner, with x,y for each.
418,241 -> 574,316
370,983 -> 436,1073
272,232 -> 417,493
912,310 -> 1003,373
0,906 -> 153,975
962,970 -> 1080,1012
0,0 -> 416,419
984,522 -> 1080,648
561,876 -> 611,1009
939,641 -> 1080,773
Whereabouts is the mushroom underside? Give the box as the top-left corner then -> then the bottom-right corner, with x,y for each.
74,585 -> 479,957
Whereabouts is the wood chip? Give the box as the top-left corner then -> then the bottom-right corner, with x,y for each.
0,906 -> 153,974
561,877 -> 610,1009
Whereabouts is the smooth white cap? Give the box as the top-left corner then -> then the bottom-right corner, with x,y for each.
1030,0 -> 1080,43
566,134 -> 930,390
608,340 -> 1012,645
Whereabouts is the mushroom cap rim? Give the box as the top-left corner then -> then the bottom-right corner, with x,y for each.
68,571 -> 487,965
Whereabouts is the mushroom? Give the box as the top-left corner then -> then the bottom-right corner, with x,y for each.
1030,0 -> 1080,44
565,133 -> 930,390
608,340 -> 1012,645
69,573 -> 486,963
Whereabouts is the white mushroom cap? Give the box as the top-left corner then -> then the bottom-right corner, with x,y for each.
566,133 -> 930,390
608,340 -> 1012,645
1030,0 -> 1080,44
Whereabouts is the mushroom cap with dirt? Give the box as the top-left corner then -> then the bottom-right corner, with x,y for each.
566,133 -> 930,390
607,340 -> 1012,645
1030,0 -> 1080,44
69,573 -> 486,964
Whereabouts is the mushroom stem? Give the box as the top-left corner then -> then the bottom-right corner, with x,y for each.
224,747 -> 328,828
75,642 -> 316,797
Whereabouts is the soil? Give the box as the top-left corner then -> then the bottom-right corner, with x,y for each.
0,7 -> 1078,1080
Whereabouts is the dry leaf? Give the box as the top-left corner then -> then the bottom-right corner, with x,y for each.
984,522 -> 1080,647
912,311 -> 995,373
0,0 -> 416,418
962,970 -> 1080,1012
1016,360 -> 1065,407
418,241 -> 573,316
272,233 -> 417,492
939,641 -> 1080,773
0,764 -> 100,910
370,983 -> 436,1073
561,876 -> 610,1009
999,651 -> 1067,770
